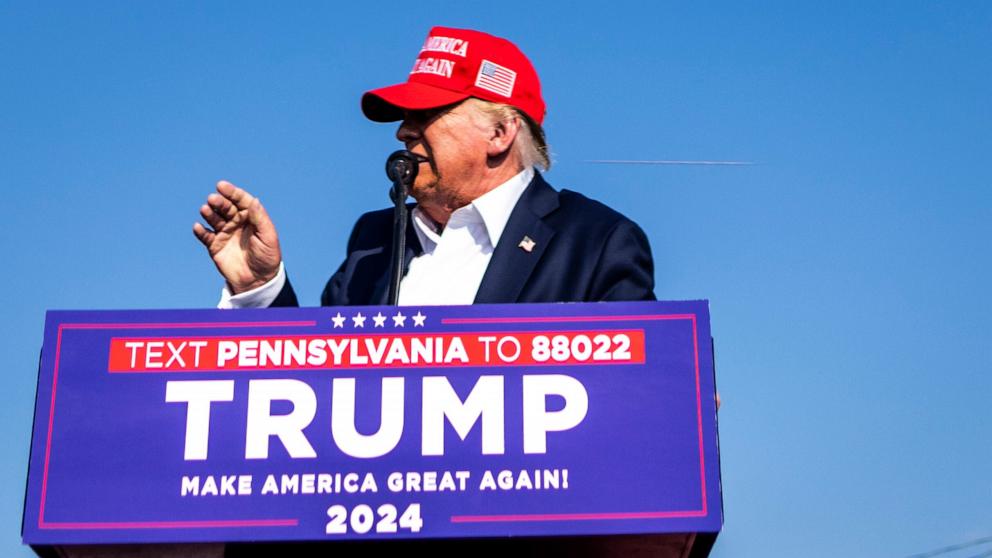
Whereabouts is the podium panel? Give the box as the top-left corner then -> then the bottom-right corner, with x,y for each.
23,301 -> 721,556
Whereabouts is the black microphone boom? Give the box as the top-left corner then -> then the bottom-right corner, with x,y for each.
384,150 -> 425,305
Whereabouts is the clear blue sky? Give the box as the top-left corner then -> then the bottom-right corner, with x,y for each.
2,2 -> 989,556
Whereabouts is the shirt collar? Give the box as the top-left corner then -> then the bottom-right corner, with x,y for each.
411,166 -> 534,249
469,166 -> 534,247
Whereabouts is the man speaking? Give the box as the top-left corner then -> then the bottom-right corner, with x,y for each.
194,26 -> 655,306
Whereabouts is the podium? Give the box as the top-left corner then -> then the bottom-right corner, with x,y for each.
23,302 -> 721,557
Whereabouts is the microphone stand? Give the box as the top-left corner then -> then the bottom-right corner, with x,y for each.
385,150 -> 424,305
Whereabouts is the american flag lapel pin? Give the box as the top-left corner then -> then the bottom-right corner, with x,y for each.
518,235 -> 536,253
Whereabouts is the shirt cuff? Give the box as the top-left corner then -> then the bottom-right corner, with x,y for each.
217,262 -> 287,309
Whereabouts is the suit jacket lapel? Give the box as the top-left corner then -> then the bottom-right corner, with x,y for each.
474,173 -> 559,304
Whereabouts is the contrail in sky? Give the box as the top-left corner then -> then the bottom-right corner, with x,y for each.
584,159 -> 755,166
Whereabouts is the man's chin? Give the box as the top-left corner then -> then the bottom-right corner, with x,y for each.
410,176 -> 439,201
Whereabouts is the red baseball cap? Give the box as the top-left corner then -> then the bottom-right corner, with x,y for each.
362,26 -> 546,125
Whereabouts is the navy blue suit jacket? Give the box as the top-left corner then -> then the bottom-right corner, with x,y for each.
272,173 -> 655,306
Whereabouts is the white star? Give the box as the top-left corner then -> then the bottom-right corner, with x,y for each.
331,312 -> 346,328
412,311 -> 426,327
392,311 -> 407,327
372,312 -> 387,327
352,312 -> 366,328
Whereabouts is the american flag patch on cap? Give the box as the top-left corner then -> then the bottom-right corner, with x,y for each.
474,59 -> 516,97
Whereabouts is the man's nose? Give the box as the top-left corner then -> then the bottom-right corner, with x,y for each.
396,118 -> 421,143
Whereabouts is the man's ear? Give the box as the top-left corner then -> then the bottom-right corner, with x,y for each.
487,117 -> 521,158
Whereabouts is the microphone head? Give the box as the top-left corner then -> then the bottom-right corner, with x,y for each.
386,150 -> 427,185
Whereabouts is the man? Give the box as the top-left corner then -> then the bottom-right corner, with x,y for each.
194,26 -> 655,306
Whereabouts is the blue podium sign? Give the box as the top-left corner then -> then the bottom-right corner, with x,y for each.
23,301 -> 721,545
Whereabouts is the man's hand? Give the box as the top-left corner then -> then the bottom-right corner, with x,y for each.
193,180 -> 282,294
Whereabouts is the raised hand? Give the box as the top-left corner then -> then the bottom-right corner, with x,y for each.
193,180 -> 282,294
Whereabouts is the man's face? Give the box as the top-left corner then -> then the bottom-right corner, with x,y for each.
395,100 -> 494,214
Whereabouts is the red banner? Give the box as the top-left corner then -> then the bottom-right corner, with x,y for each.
108,330 -> 645,372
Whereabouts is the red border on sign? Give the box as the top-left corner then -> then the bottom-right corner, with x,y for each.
105,328 -> 646,372
35,313 -> 713,532
37,320 -> 314,531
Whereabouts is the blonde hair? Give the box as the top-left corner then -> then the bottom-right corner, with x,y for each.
468,98 -> 551,171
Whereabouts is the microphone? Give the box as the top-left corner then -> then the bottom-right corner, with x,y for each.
384,150 -> 427,305
386,150 -> 428,201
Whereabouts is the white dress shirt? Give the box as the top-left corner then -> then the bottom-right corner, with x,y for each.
219,167 -> 533,308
